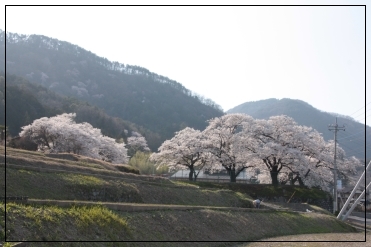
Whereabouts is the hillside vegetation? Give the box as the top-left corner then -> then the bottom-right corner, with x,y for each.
1,146 -> 359,244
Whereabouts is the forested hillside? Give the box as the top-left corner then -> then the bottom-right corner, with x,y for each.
1,30 -> 223,143
228,98 -> 369,161
2,73 -> 164,150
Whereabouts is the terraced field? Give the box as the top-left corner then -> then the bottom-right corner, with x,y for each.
1,146 -> 363,245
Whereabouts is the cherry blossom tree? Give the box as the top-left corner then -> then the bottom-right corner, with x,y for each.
127,131 -> 150,157
241,115 -> 361,190
150,113 -> 362,190
239,116 -> 309,185
202,114 -> 361,189
19,113 -> 128,164
150,127 -> 209,181
203,114 -> 257,182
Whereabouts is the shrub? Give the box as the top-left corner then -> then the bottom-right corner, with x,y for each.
8,136 -> 38,151
129,151 -> 168,175
115,164 -> 140,175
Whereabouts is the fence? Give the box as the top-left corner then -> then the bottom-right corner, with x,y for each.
0,196 -> 29,202
170,176 -> 254,184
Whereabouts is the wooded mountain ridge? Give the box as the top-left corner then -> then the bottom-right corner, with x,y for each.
1,30 -> 223,147
2,73 -> 164,150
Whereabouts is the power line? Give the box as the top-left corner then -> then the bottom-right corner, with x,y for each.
338,136 -> 371,149
337,141 -> 365,152
337,128 -> 370,138
338,135 -> 366,144
352,108 -> 371,120
337,137 -> 366,145
346,135 -> 367,143
353,114 -> 371,123
338,138 -> 370,149
348,102 -> 371,117
337,141 -> 367,157
338,149 -> 365,158
337,128 -> 368,135
337,130 -> 365,141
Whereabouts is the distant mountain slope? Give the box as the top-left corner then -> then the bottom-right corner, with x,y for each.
1,30 -> 223,142
228,98 -> 369,161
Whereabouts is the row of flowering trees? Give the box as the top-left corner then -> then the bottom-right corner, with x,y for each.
19,113 -> 150,164
150,114 -> 362,191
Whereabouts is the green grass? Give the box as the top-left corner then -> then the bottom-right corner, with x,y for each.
5,202 -> 131,241
178,180 -> 328,201
5,167 -> 143,202
60,173 -> 106,186
5,166 -> 257,207
118,208 -> 356,242
0,203 -> 5,242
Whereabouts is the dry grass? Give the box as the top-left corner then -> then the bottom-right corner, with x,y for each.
2,146 -> 169,186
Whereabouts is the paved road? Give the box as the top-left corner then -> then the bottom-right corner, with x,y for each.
237,232 -> 369,247
234,213 -> 370,246
347,215 -> 371,225
345,214 -> 371,232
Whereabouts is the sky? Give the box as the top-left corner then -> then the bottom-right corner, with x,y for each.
2,0 -> 369,126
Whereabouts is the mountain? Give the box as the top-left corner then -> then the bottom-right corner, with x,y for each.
227,98 -> 369,161
2,73 -> 165,150
1,30 -> 224,146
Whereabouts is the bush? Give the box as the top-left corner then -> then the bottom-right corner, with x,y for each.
8,136 -> 37,151
115,164 -> 140,175
129,151 -> 168,175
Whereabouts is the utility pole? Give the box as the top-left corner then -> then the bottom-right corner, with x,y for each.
328,117 -> 345,214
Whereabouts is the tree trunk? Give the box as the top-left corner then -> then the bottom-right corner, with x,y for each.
230,169 -> 236,183
298,176 -> 304,186
188,168 -> 194,181
193,171 -> 198,181
270,167 -> 279,185
291,171 -> 307,186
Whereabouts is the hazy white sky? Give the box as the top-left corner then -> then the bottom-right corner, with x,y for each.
2,0 -> 369,125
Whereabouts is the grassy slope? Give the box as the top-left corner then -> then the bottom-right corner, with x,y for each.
2,202 -> 355,244
1,147 -> 358,244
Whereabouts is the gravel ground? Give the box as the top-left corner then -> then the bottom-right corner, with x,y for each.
236,232 -> 369,247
